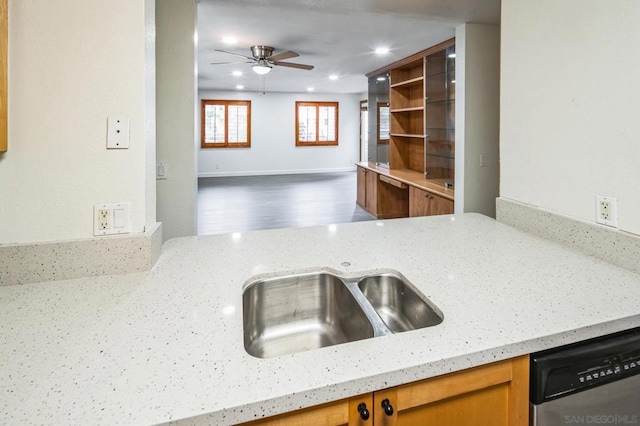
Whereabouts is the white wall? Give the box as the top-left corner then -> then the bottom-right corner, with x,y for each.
455,23 -> 500,217
198,91 -> 361,176
501,0 -> 640,235
156,0 -> 198,241
0,0 -> 155,244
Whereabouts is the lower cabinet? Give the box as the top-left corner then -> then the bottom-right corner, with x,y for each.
409,186 -> 454,217
357,167 -> 454,219
356,166 -> 378,216
243,355 -> 529,426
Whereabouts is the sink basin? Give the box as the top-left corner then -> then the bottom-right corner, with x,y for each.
243,269 -> 443,358
358,273 -> 443,332
243,272 -> 374,358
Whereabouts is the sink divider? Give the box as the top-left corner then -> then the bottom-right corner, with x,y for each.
343,281 -> 394,337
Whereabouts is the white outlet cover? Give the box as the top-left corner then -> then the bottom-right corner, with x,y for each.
595,195 -> 618,228
94,202 -> 131,236
107,116 -> 130,149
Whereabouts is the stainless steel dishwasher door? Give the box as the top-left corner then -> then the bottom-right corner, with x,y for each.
531,373 -> 640,425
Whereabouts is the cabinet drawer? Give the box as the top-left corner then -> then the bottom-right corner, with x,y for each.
379,174 -> 407,189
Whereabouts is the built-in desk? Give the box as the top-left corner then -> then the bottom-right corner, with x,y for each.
356,162 -> 454,218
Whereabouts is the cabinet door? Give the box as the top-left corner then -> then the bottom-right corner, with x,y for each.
430,192 -> 454,215
364,169 -> 378,215
408,186 -> 430,217
356,167 -> 367,209
372,356 -> 529,426
243,394 -> 373,426
409,186 -> 453,217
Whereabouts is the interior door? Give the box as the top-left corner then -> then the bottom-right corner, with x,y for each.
360,100 -> 368,162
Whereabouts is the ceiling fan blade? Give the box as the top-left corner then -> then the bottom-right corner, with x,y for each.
273,61 -> 314,71
210,61 -> 252,65
267,51 -> 299,62
214,49 -> 254,60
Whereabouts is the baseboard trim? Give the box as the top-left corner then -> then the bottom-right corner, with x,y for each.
0,223 -> 163,286
198,166 -> 356,178
496,197 -> 640,274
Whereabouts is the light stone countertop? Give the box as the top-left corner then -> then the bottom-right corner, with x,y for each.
2,213 -> 640,425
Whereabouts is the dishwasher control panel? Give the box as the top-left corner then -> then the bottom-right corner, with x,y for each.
577,353 -> 640,384
530,327 -> 640,404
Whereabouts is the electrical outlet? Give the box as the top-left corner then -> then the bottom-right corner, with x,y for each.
94,202 -> 131,236
107,116 -> 130,149
97,209 -> 110,230
595,195 -> 618,228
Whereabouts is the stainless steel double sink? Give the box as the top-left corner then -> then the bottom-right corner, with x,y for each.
242,270 -> 443,358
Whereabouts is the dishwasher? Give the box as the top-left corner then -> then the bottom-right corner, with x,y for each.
530,327 -> 640,425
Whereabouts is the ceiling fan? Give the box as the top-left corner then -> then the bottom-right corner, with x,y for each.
211,45 -> 315,75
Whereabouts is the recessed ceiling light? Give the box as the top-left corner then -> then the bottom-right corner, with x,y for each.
222,36 -> 237,44
377,76 -> 386,81
448,53 -> 456,58
236,85 -> 244,90
375,47 -> 390,54
329,74 -> 338,80
307,87 -> 314,92
232,70 -> 243,77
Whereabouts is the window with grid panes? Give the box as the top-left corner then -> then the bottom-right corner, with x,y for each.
295,101 -> 338,146
201,100 -> 251,148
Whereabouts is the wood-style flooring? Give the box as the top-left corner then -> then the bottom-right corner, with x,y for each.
198,172 -> 376,235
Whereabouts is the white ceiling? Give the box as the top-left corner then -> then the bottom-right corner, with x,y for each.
197,0 -> 500,94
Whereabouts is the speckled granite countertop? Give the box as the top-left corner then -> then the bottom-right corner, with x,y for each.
2,214 -> 640,425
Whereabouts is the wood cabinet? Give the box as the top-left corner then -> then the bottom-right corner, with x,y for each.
424,43 -> 456,187
409,186 -> 454,217
364,38 -> 456,217
243,355 -> 529,426
356,166 -> 378,216
357,165 -> 408,219
386,39 -> 455,189
389,58 -> 425,172
376,175 -> 408,219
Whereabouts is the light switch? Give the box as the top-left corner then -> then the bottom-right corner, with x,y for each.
156,162 -> 168,180
113,209 -> 126,228
480,154 -> 488,167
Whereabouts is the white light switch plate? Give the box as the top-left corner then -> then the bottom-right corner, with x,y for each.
107,116 -> 130,149
156,162 -> 168,180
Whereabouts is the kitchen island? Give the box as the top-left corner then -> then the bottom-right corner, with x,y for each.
2,214 -> 640,425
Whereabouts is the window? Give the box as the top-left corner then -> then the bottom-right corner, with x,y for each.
201,100 -> 251,148
377,102 -> 390,144
295,101 -> 339,146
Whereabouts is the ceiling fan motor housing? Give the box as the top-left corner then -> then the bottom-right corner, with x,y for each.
250,45 -> 274,59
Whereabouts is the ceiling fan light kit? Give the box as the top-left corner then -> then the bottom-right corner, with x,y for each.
252,59 -> 272,75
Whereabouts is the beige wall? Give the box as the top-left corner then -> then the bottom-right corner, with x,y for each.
0,0 -> 156,244
500,0 -> 640,235
156,0 -> 197,241
455,23 -> 500,218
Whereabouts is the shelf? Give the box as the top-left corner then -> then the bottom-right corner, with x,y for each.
390,106 -> 424,113
425,99 -> 455,105
425,152 -> 455,160
425,70 -> 455,79
390,76 -> 424,89
391,133 -> 426,138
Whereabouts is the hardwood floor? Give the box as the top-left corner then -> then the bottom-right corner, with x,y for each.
198,172 -> 376,235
